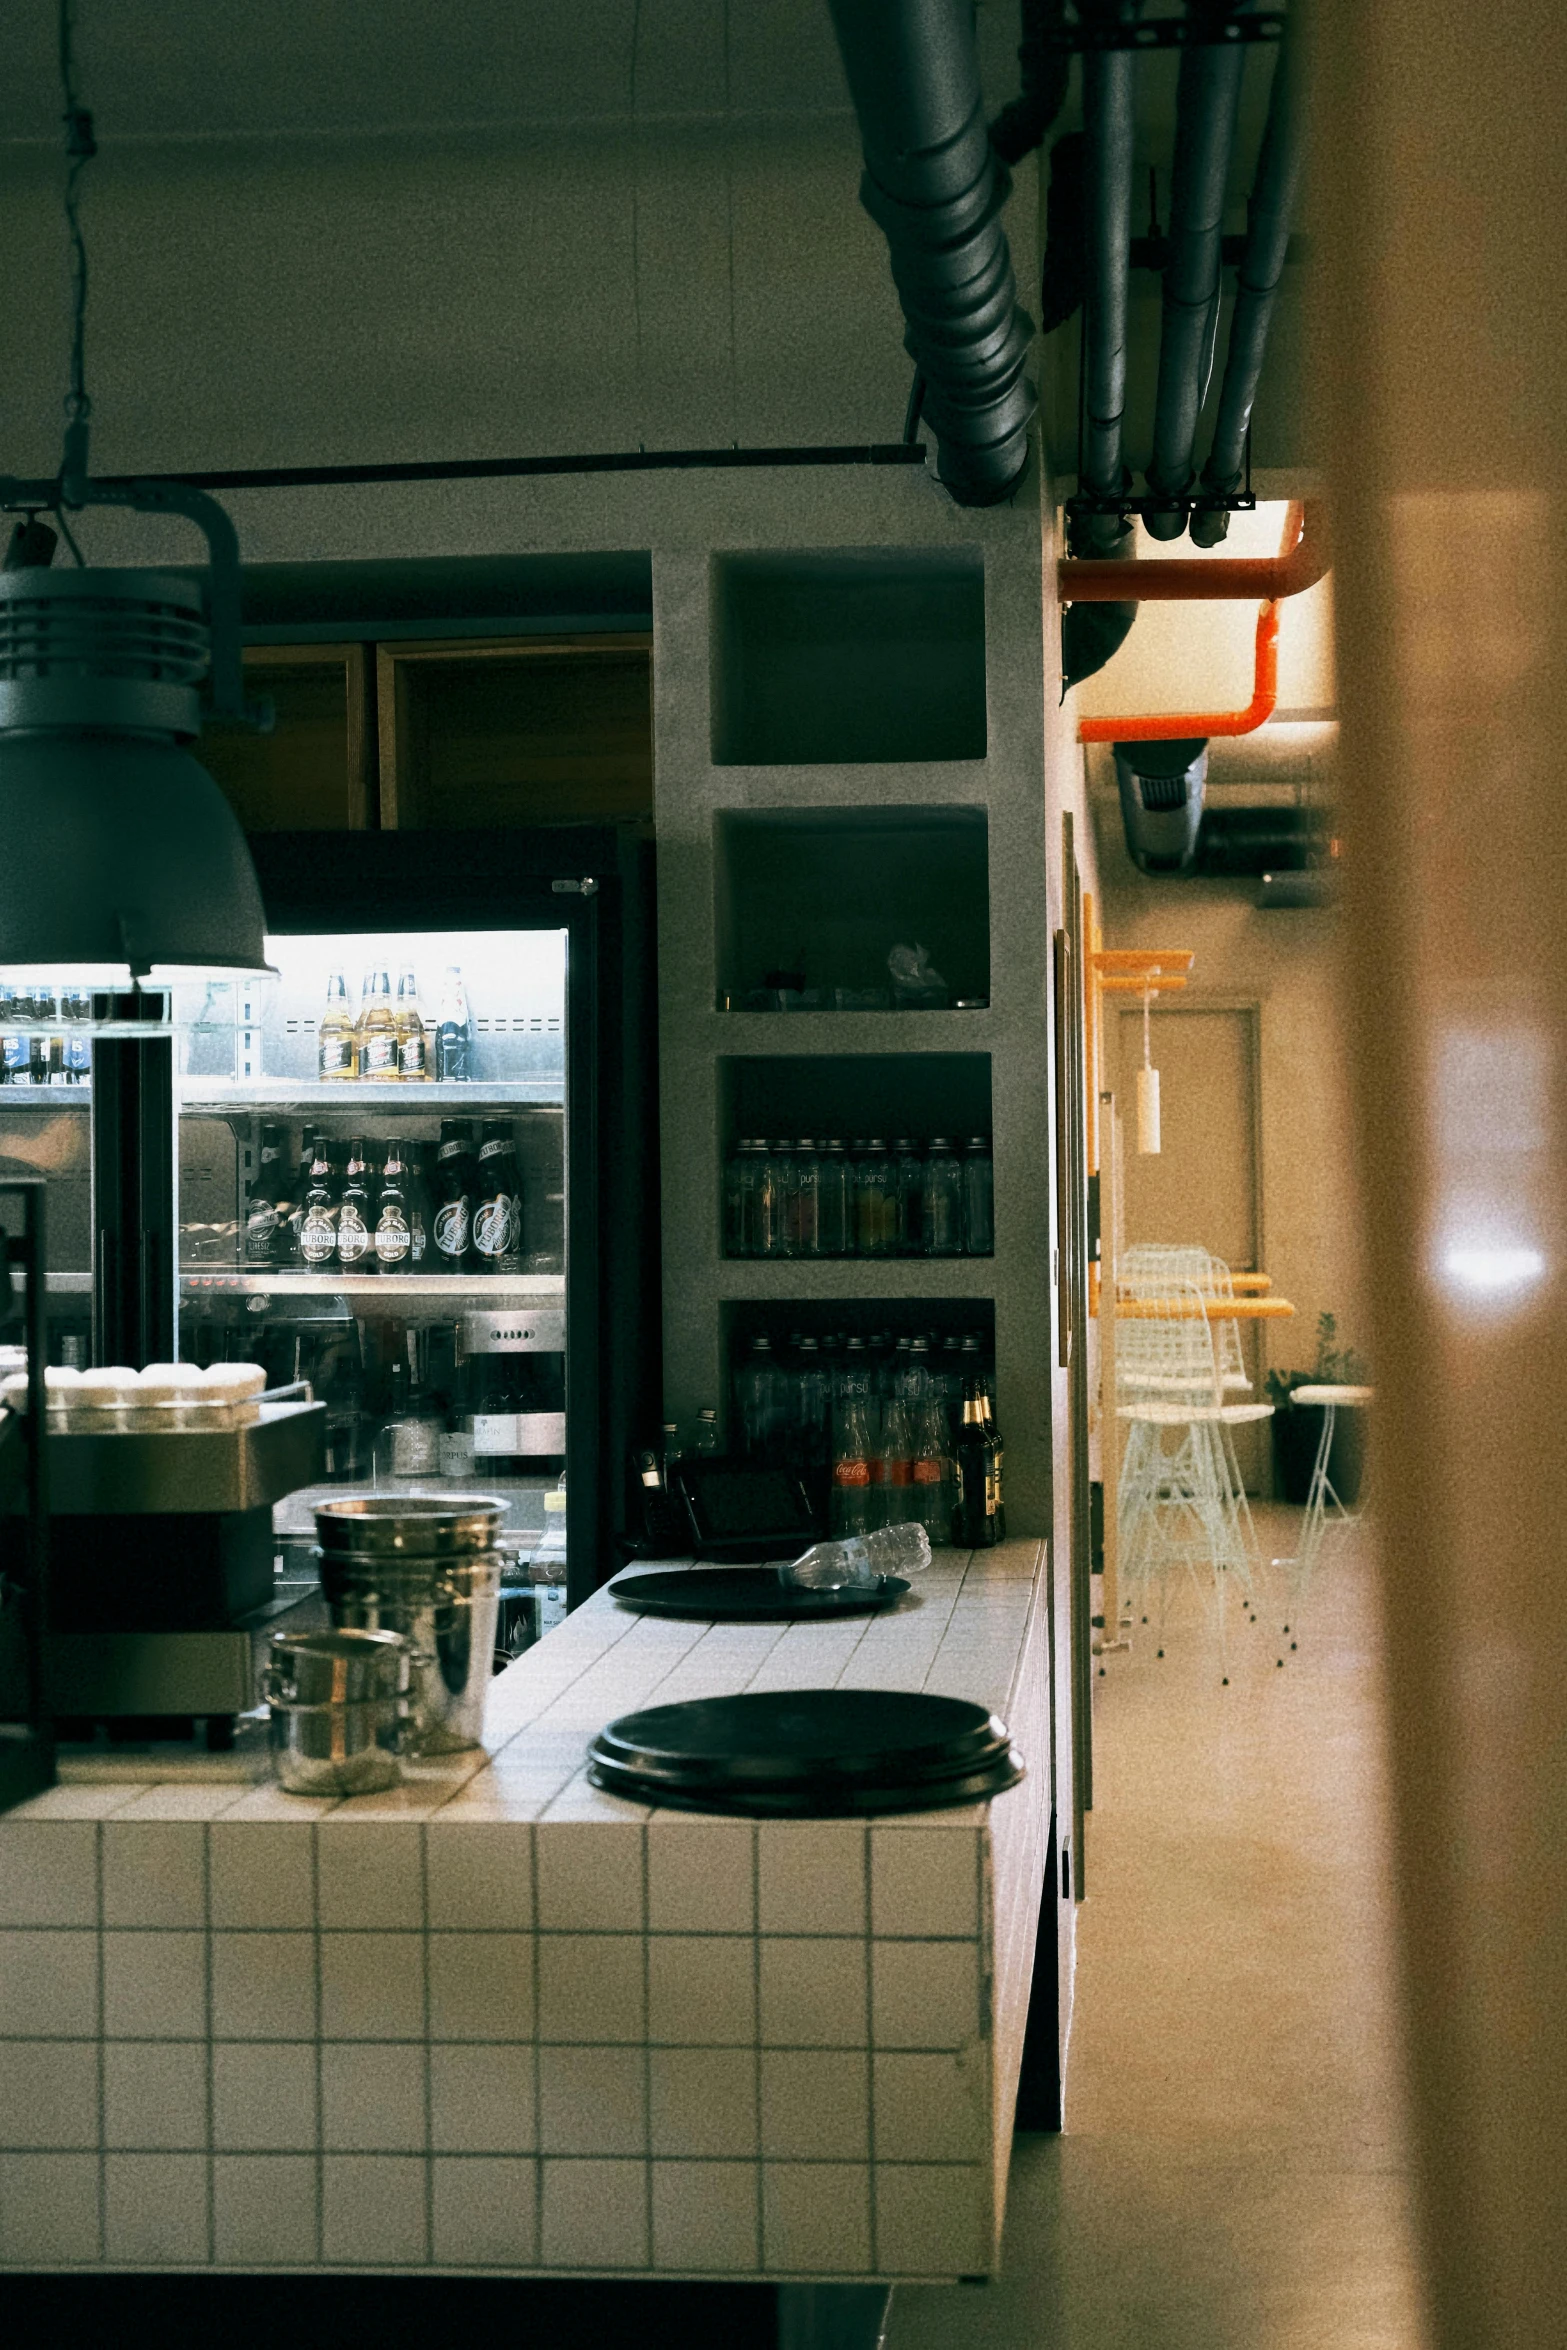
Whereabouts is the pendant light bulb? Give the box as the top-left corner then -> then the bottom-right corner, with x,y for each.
1136,987 -> 1162,1155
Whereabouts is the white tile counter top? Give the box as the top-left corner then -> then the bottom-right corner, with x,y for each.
0,1540 -> 1051,2283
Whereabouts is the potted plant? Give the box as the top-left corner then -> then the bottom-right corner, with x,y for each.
1266,1313 -> 1369,1506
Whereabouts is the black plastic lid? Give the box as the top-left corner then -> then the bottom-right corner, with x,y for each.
589,1688 -> 1012,1794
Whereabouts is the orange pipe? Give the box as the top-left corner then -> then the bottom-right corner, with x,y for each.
1078,597 -> 1279,743
1058,496 -> 1327,601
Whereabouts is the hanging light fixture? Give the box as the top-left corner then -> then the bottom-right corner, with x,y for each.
1136,984 -> 1162,1155
0,1 -> 271,987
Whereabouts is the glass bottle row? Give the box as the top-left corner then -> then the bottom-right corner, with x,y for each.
724,1135 -> 993,1259
731,1328 -> 1003,1548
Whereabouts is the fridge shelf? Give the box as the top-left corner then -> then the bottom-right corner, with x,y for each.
178,1081 -> 563,1110
0,1087 -> 90,1107
179,1271 -> 566,1304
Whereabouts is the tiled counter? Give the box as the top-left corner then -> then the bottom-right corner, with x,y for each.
0,1540 -> 1052,2284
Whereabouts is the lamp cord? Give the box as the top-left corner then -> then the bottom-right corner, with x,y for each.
55,0 -> 95,559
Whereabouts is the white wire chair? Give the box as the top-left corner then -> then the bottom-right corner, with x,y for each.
1115,1278 -> 1274,1663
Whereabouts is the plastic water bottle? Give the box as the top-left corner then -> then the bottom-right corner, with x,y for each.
781,1520 -> 931,1591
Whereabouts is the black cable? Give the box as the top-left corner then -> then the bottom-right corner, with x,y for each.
52,504 -> 86,567
902,371 -> 927,445
57,0 -> 96,441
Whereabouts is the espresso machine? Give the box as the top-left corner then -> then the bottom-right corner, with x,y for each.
0,1397 -> 325,1744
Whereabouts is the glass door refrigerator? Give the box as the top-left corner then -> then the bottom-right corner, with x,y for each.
0,825 -> 660,1625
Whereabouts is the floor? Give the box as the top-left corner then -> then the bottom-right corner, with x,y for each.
886,1504 -> 1430,2350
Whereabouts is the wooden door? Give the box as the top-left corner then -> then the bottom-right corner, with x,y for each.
1114,1004 -> 1266,1485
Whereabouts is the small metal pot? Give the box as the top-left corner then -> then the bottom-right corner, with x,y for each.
263,1627 -> 411,1796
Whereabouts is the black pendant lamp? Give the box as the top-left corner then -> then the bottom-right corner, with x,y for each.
0,2 -> 272,987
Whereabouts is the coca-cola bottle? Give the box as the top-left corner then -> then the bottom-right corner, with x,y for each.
911,1395 -> 953,1545
830,1392 -> 875,1537
872,1392 -> 916,1528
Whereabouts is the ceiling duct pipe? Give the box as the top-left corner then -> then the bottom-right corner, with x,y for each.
1191,30 -> 1304,546
1062,3 -> 1141,686
826,0 -> 1038,506
1142,14 -> 1247,540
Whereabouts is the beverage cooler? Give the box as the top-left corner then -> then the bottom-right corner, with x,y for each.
0,826 -> 660,1631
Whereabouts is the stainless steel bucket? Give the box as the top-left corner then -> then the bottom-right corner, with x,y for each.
314,1494 -> 506,1557
264,1626 -> 411,1796
313,1499 -> 506,1755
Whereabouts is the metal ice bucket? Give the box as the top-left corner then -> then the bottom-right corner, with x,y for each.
312,1497 -> 506,1754
264,1626 -> 411,1796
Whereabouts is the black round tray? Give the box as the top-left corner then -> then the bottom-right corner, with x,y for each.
608,1567 -> 910,1622
586,1687 -> 1025,1818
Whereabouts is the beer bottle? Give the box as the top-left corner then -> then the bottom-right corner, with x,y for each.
394,966 -> 428,1081
319,969 -> 359,1081
336,1139 -> 375,1271
30,983 -> 57,1086
357,965 -> 399,1081
953,1377 -> 999,1548
277,1126 -> 315,1267
0,987 -> 23,1086
245,1122 -> 288,1265
374,1141 -> 413,1274
432,1119 -> 478,1272
473,1122 -> 521,1273
976,1361 -> 1005,1541
434,966 -> 472,1082
62,986 -> 92,1084
405,1141 -> 431,1268
298,1134 -> 340,1269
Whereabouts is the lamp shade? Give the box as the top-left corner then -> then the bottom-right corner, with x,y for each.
0,565 -> 269,981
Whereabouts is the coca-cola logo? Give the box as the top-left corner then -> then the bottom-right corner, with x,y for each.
473,1199 -> 514,1258
434,1200 -> 469,1256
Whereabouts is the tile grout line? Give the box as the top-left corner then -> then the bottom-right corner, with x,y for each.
863,1818 -> 878,2277
751,1817 -> 764,2273
640,1822 -> 653,2268
420,1823 -> 433,2266
530,1821 -> 544,2264
202,1821 -> 215,2264
310,1821 -> 324,2264
94,1820 -> 106,2263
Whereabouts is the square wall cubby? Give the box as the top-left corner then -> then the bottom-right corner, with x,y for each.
719,1054 -> 991,1156
710,548 -> 986,765
715,806 -> 989,1011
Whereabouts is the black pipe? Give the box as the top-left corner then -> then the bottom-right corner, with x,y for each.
1076,40 -> 1138,554
1143,28 -> 1247,539
826,0 -> 1037,507
1190,34 -> 1303,546
989,0 -> 1071,164
90,445 -> 927,497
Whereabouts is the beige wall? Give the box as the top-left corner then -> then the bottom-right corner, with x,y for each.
1092,823 -> 1363,1386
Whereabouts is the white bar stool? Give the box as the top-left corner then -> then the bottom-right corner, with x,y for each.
1285,1383 -> 1374,1616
